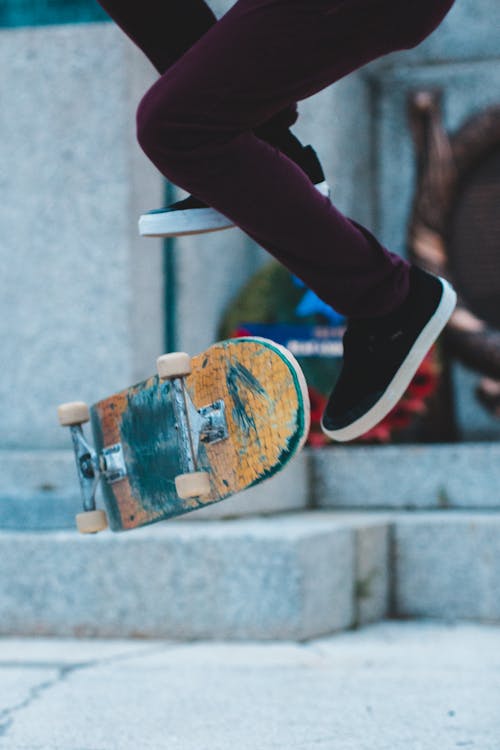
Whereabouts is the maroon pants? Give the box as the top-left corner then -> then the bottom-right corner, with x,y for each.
98,0 -> 455,317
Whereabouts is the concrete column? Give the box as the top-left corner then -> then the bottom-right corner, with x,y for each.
0,22 -> 165,515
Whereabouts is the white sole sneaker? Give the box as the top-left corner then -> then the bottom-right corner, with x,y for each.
321,277 -> 457,443
138,180 -> 331,238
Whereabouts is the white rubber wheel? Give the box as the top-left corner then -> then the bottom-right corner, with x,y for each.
58,401 -> 90,427
175,472 -> 211,499
157,352 -> 192,380
76,510 -> 108,534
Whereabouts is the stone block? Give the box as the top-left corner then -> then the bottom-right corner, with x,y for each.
354,518 -> 391,625
0,450 -> 78,531
0,514 -> 356,640
312,444 -> 500,510
393,512 -> 500,622
321,512 -> 391,625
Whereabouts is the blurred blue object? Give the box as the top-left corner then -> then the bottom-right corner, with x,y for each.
293,276 -> 345,325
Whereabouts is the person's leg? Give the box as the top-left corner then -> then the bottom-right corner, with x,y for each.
136,0 -> 454,317
98,0 -> 321,238
128,0 -> 457,441
97,0 -> 302,170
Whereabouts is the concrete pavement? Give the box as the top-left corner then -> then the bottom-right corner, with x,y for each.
0,621 -> 499,749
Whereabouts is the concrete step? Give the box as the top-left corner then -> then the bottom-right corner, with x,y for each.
312,443 -> 500,510
0,450 -> 309,530
5,443 -> 499,532
393,511 -> 500,622
2,507 -> 499,640
0,512 -> 390,640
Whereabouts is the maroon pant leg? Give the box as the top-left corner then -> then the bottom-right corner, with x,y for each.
136,0 -> 454,317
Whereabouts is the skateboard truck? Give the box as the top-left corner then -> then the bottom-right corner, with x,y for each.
57,402 -> 109,534
57,404 -> 130,534
157,352 -> 227,500
171,379 -> 227,474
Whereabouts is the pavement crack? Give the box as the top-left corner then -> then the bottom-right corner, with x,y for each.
0,643 -> 171,739
0,668 -> 66,738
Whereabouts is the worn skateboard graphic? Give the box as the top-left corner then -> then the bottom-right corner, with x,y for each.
58,337 -> 310,533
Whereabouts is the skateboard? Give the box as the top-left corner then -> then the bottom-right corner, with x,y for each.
58,337 -> 310,534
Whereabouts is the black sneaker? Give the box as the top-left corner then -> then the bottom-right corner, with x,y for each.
138,144 -> 330,237
321,265 -> 457,442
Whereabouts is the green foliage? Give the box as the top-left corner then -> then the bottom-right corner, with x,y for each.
219,261 -> 304,338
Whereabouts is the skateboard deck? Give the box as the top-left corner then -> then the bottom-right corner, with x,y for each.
60,337 -> 310,532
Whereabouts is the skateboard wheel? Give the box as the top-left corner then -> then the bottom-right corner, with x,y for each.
76,510 -> 108,534
157,352 -> 192,380
58,402 -> 90,426
175,471 -> 211,500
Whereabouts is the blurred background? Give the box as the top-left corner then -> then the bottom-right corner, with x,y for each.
0,0 -> 500,640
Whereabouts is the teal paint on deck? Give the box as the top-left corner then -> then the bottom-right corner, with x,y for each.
119,378 -> 209,521
121,379 -> 178,510
0,0 -> 108,28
